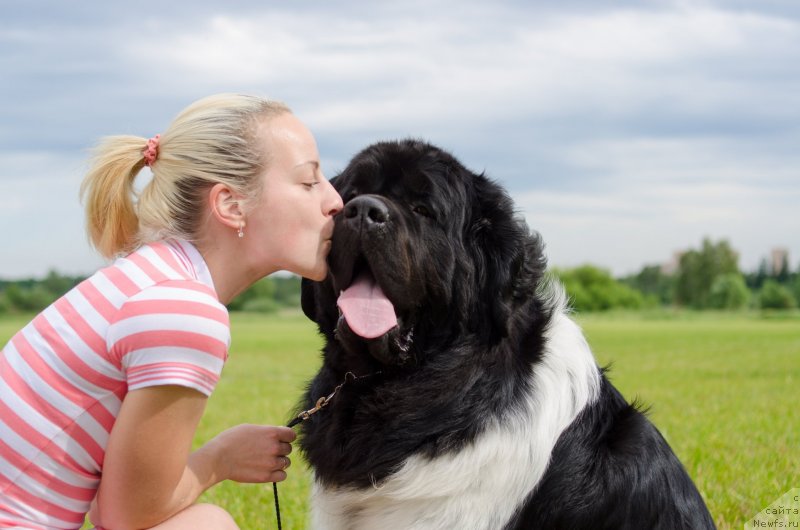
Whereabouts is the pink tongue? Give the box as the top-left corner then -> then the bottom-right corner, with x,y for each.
337,272 -> 398,339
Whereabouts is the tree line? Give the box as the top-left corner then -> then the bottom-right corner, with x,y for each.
555,238 -> 800,312
1,238 -> 798,314
0,272 -> 302,315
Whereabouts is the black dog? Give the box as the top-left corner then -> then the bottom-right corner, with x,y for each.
299,139 -> 715,529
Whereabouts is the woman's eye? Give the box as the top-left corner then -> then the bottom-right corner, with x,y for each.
303,182 -> 320,189
413,204 -> 432,218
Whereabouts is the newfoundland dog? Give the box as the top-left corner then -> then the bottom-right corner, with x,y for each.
298,139 -> 715,529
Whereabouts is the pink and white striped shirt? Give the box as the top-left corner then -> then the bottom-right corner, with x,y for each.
0,240 -> 230,529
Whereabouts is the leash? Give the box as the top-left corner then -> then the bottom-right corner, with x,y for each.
271,371 -> 382,529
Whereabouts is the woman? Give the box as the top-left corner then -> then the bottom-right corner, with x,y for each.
0,94 -> 344,529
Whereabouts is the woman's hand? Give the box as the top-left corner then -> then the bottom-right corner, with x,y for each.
196,424 -> 297,484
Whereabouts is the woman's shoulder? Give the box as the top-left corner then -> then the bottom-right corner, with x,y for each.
89,242 -> 228,328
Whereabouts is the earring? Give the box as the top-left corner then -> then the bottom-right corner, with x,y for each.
237,223 -> 245,238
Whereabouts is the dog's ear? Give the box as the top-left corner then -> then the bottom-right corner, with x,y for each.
301,277 -> 340,338
467,174 -> 544,343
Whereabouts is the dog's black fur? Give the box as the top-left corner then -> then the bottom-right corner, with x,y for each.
299,139 -> 715,529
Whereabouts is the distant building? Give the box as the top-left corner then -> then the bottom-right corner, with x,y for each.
661,250 -> 684,275
770,247 -> 789,276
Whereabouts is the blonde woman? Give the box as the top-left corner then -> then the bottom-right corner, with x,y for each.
0,94 -> 343,529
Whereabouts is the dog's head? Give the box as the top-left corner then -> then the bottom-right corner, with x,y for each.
302,139 -> 546,369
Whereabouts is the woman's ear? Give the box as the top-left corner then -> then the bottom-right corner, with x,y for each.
208,183 -> 245,230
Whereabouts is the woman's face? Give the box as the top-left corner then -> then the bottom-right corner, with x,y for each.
246,113 -> 343,280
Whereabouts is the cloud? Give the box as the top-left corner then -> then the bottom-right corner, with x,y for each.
0,150 -> 104,277
120,4 -> 800,167
1,0 -> 798,277
517,135 -> 799,274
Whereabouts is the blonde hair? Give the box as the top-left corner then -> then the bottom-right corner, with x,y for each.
80,93 -> 291,259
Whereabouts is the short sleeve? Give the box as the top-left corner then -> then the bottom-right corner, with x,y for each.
107,280 -> 231,396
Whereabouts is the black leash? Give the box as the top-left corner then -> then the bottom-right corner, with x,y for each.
271,371 -> 382,529
272,482 -> 283,530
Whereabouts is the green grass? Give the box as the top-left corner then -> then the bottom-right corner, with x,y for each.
2,310 -> 797,529
194,311 -> 325,529
575,311 -> 799,530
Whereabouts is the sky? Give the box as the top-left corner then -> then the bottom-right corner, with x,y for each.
1,0 -> 798,279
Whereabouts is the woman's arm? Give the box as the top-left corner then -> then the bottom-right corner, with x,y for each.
92,385 -> 295,529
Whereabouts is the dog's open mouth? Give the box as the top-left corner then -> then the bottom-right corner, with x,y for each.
331,257 -> 416,366
337,269 -> 398,339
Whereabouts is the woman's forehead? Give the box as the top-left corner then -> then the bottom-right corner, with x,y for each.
258,114 -> 320,167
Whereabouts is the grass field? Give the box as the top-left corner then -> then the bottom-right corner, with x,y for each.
1,310 -> 798,529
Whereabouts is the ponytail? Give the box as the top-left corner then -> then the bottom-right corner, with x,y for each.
79,93 -> 291,261
79,136 -> 149,259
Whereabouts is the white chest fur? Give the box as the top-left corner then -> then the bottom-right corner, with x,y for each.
310,308 -> 601,530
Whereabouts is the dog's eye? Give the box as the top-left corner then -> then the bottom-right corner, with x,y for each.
413,204 -> 433,218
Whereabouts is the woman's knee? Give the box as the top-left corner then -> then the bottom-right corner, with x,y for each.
149,503 -> 238,530
191,504 -> 238,529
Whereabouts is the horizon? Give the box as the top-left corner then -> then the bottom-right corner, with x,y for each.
0,238 -> 793,282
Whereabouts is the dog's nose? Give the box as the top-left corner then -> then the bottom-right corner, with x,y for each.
344,195 -> 389,228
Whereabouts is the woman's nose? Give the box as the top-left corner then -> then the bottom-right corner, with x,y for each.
324,179 -> 344,216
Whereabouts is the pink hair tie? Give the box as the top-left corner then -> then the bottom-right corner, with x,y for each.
143,134 -> 161,167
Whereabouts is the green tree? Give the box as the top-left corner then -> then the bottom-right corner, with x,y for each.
554,265 -> 644,312
41,270 -> 80,298
775,254 -> 790,284
4,284 -> 53,312
227,277 -> 277,312
708,273 -> 750,310
758,280 -> 796,310
272,275 -> 302,307
792,272 -> 800,307
746,258 -> 769,290
675,238 -> 739,309
224,275 -> 304,312
621,265 -> 674,305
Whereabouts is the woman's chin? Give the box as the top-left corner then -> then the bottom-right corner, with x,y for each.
295,262 -> 328,282
304,268 -> 327,282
